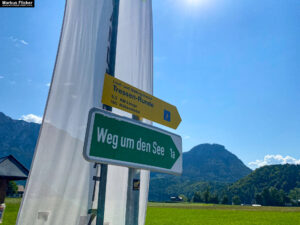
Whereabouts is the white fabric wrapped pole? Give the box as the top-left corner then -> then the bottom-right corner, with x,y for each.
105,0 -> 153,224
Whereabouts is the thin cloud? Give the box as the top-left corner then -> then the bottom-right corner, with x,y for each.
20,114 -> 42,124
20,40 -> 28,45
249,154 -> 300,169
46,83 -> 50,87
183,135 -> 191,140
0,76 -> 4,79
9,36 -> 29,46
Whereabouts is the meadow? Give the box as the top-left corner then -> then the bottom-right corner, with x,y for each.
2,199 -> 300,225
145,202 -> 300,225
2,198 -> 21,225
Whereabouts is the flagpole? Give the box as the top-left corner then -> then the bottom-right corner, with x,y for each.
96,0 -> 120,225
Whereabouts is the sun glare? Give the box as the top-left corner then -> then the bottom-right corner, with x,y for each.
186,0 -> 205,6
171,0 -> 215,17
181,0 -> 211,12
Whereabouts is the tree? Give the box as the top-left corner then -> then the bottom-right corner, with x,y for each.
6,181 -> 18,196
209,193 -> 219,204
279,189 -> 290,206
202,188 -> 210,203
221,195 -> 229,205
289,188 -> 300,206
269,187 -> 281,206
232,195 -> 241,205
192,192 -> 202,203
261,188 -> 271,206
259,187 -> 289,206
255,193 -> 263,205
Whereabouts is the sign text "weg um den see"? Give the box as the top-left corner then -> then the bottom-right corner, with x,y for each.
83,108 -> 182,175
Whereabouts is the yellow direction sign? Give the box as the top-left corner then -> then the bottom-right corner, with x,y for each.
102,74 -> 182,129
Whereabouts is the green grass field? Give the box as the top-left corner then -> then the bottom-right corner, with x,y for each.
145,203 -> 300,225
2,198 -> 21,225
2,199 -> 300,225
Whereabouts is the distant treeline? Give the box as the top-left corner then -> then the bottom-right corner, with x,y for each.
188,186 -> 300,206
183,164 -> 300,206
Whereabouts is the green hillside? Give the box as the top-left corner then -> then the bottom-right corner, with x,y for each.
228,164 -> 300,204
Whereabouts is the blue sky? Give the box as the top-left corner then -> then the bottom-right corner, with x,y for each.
0,0 -> 299,168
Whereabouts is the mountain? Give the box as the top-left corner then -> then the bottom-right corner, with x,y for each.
149,144 -> 252,201
182,144 -> 252,182
0,112 -> 40,169
228,164 -> 300,204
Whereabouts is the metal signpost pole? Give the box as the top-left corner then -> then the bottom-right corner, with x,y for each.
96,0 -> 120,225
125,168 -> 140,225
125,116 -> 141,225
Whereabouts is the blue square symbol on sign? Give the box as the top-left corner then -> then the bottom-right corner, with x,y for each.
164,110 -> 171,122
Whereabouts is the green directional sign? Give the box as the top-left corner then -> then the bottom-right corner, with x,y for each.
83,108 -> 182,175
